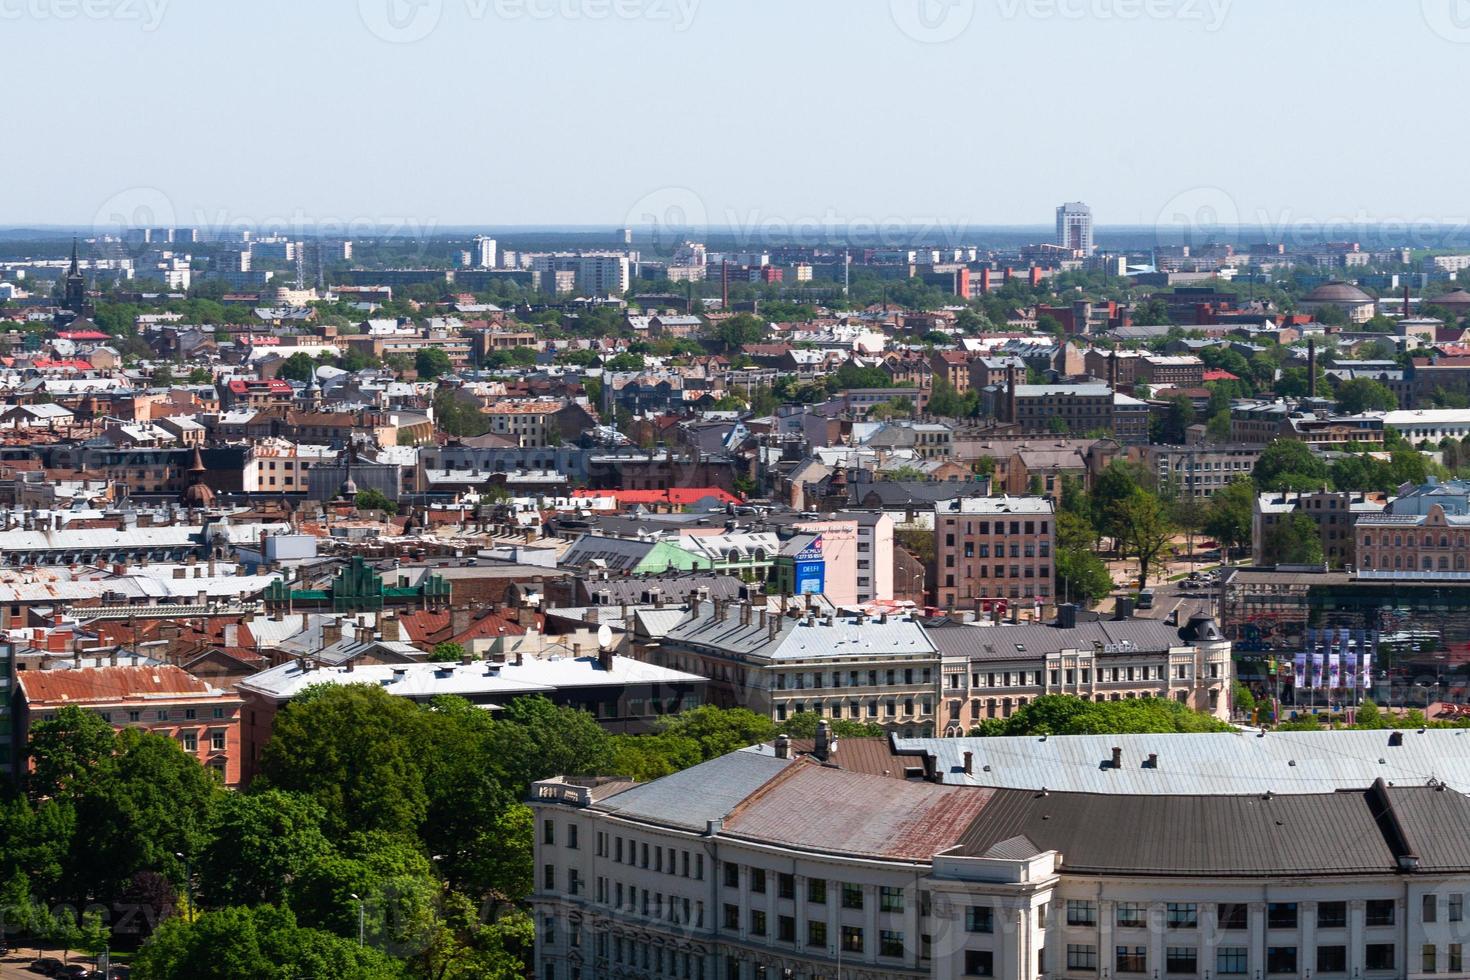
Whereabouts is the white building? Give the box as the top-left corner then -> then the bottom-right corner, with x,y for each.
475,235 -> 497,270
1056,201 -> 1094,255
533,728 -> 1470,980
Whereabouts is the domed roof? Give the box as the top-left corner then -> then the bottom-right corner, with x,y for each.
1304,281 -> 1373,304
180,447 -> 216,509
1431,288 -> 1470,309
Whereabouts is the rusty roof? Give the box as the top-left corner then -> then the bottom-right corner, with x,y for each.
19,664 -> 228,705
720,758 -> 994,861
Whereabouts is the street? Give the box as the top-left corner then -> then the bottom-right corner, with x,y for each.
0,948 -> 106,979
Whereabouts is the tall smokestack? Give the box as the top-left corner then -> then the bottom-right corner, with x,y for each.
721,259 -> 729,310
1308,338 -> 1317,399
1006,363 -> 1018,423
1108,348 -> 1118,390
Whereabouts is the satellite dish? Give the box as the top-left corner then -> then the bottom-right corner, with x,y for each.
597,624 -> 614,651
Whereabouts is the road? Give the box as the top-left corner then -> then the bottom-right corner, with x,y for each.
0,948 -> 106,979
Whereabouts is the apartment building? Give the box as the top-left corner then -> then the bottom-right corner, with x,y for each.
16,664 -> 243,786
651,601 -> 941,736
483,399 -> 561,448
243,439 -> 336,493
930,608 -> 1233,734
1356,503 -> 1470,574
1253,490 -> 1383,568
532,731 -> 1470,980
934,496 -> 1055,610
1133,443 -> 1263,498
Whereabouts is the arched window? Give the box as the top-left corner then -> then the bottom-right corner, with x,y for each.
1441,557 -> 1451,570
1424,557 -> 1435,570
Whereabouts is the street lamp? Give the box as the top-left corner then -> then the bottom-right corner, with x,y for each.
174,851 -> 192,921
349,893 -> 365,947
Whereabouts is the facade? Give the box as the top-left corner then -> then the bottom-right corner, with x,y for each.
483,399 -> 561,448
930,611 -> 1233,734
650,602 -> 941,736
1133,443 -> 1262,498
532,739 -> 1470,980
1355,503 -> 1470,574
1253,490 -> 1383,568
1056,201 -> 1094,254
16,664 -> 243,786
934,496 -> 1055,610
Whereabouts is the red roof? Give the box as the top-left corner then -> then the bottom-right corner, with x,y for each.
228,379 -> 293,394
395,608 -> 540,647
19,664 -> 217,705
571,487 -> 742,506
1202,368 -> 1240,381
57,330 -> 109,341
31,359 -> 94,371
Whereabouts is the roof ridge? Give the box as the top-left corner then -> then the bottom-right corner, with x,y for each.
721,755 -> 812,823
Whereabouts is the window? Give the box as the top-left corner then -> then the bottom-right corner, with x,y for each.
778,915 -> 795,943
1452,894 -> 1464,922
1166,946 -> 1198,975
880,886 -> 904,913
879,930 -> 905,958
128,710 -> 140,723
1267,902 -> 1298,929
724,863 -> 739,888
1067,945 -> 1098,970
807,920 -> 826,948
966,906 -> 993,934
1216,947 -> 1248,975
184,708 -> 196,720
841,926 -> 863,955
965,950 -> 994,977
1267,946 -> 1297,974
1318,901 -> 1347,929
842,883 -> 863,910
807,878 -> 826,904
210,731 -> 225,751
1424,893 -> 1438,923
1424,945 -> 1438,974
1365,943 -> 1394,971
543,820 -> 555,845
1116,903 -> 1147,928
1116,946 -> 1147,973
749,910 -> 766,937
1166,903 -> 1198,928
1218,904 -> 1248,930
542,865 -> 554,890
1366,900 -> 1395,927
778,873 -> 795,900
1317,945 -> 1347,973
723,905 -> 738,931
1450,944 -> 1463,973
749,868 -> 765,894
180,733 -> 197,753
1067,899 -> 1096,926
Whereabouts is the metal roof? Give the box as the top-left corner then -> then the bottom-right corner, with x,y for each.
594,749 -> 794,831
927,619 -> 1189,661
894,729 -> 1470,795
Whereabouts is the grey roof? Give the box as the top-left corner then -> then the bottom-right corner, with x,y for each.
955,786 -> 1401,877
579,573 -> 744,606
894,729 -> 1470,794
850,481 -> 992,508
663,608 -> 936,662
561,534 -> 658,571
927,618 -> 1187,662
594,749 -> 793,831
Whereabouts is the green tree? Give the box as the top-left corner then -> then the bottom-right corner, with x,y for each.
354,488 -> 398,514
1264,512 -> 1324,565
1334,377 -> 1399,414
1132,298 -> 1171,326
1253,440 -> 1330,492
415,348 -> 454,379
1091,461 -> 1144,548
26,704 -> 118,802
971,694 -> 1231,736
197,791 -> 332,908
1203,478 -> 1255,558
1116,491 -> 1175,589
702,313 -> 764,352
927,377 -> 965,418
1151,396 -> 1196,444
1055,547 -> 1114,605
430,642 -> 466,663
655,705 -> 777,761
277,352 -> 317,384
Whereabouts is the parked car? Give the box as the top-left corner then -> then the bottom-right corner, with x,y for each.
29,958 -> 64,976
59,965 -> 97,980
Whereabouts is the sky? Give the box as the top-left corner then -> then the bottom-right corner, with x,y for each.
9,0 -> 1470,235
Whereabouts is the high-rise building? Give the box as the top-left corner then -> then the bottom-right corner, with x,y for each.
474,235 -> 497,270
1056,201 -> 1094,255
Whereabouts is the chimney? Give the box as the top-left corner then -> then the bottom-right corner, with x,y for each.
450,606 -> 471,639
598,646 -> 614,672
740,603 -> 751,627
1114,596 -> 1134,620
460,651 -> 473,666
321,619 -> 342,648
1005,363 -> 1018,423
1404,283 -> 1412,322
379,613 -> 401,642
1010,603 -> 1020,624
814,720 -> 832,762
774,734 -> 791,759
1111,746 -> 1123,769
1056,603 -> 1077,630
1108,348 -> 1118,390
963,750 -> 974,775
1145,752 -> 1158,768
1307,338 -> 1317,399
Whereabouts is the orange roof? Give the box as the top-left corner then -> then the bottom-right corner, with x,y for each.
19,664 -> 220,705
396,608 -> 540,647
571,487 -> 742,506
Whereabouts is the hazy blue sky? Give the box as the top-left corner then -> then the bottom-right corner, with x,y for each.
11,0 -> 1470,233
